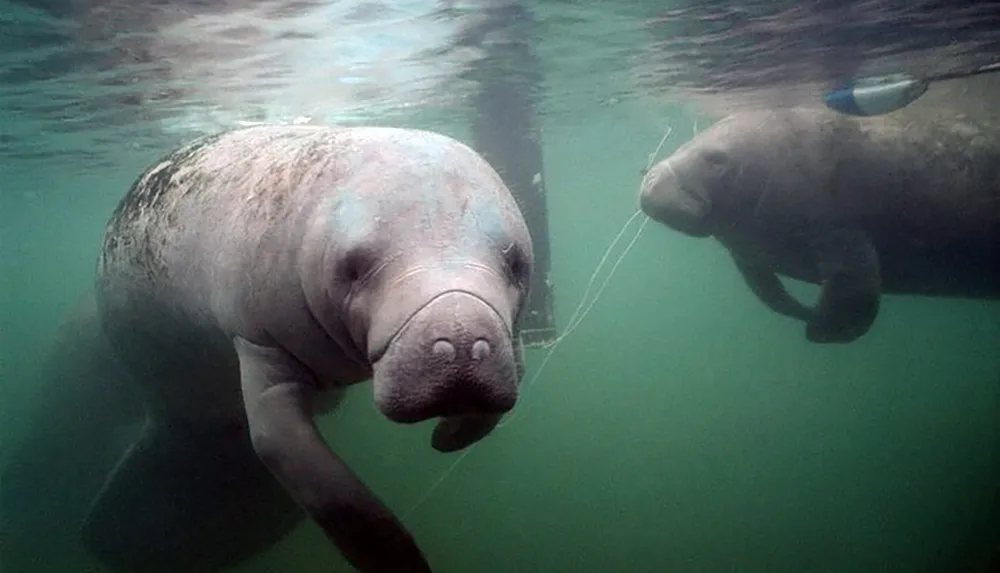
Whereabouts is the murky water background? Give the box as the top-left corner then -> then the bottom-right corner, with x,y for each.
2,1 -> 999,572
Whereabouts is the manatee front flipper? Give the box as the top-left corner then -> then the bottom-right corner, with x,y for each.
733,257 -> 813,321
806,228 -> 882,343
82,421 -> 305,573
234,337 -> 432,573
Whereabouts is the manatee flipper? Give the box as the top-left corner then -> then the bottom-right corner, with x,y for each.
1,292 -> 143,569
806,228 -> 882,343
234,337 -> 432,573
733,257 -> 813,321
82,420 -> 305,573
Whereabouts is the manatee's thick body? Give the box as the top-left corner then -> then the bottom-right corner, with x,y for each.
85,125 -> 534,573
640,107 -> 1000,343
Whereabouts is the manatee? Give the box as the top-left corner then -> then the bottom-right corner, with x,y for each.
1,293 -> 144,570
1,291 -> 313,573
639,107 -> 1000,343
83,124 -> 534,573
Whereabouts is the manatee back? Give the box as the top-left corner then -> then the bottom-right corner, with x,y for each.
96,124 -> 521,319
93,126 -> 355,420
707,108 -> 1000,296
97,127 -> 340,306
855,111 -> 1000,218
840,112 -> 1000,295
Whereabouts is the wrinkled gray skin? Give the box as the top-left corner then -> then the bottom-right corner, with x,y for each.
85,125 -> 533,573
640,107 -> 1000,343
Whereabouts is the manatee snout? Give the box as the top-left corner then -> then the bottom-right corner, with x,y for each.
371,291 -> 518,427
639,157 -> 714,237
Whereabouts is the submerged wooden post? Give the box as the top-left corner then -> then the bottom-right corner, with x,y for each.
468,1 -> 557,348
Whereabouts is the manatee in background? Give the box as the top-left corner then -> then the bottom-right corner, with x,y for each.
81,124 -> 534,572
1,293 -> 143,568
639,107 -> 1000,343
1,291 -> 306,572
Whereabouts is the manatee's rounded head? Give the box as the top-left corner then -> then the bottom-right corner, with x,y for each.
312,127 -> 533,452
639,112 -> 788,237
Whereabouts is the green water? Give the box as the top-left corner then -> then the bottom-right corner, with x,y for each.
3,96 -> 998,572
2,2 -> 1000,571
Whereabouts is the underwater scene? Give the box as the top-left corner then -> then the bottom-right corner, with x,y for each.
1,1 -> 998,572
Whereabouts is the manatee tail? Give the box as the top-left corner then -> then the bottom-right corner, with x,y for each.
82,420 -> 305,573
0,292 -> 144,570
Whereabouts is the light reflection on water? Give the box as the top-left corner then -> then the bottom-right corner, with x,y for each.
0,0 -> 998,169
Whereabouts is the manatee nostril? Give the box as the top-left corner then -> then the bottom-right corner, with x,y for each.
471,338 -> 491,361
432,339 -> 456,362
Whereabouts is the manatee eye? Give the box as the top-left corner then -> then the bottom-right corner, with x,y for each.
503,244 -> 528,286
703,149 -> 728,167
700,149 -> 730,179
339,246 -> 373,284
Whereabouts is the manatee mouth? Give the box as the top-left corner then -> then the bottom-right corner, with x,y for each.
639,160 -> 713,237
370,289 -> 519,425
430,412 -> 504,453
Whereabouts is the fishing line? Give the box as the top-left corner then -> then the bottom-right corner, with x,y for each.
646,126 -> 673,174
400,209 -> 646,519
491,208 -> 648,426
402,123 -> 674,519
